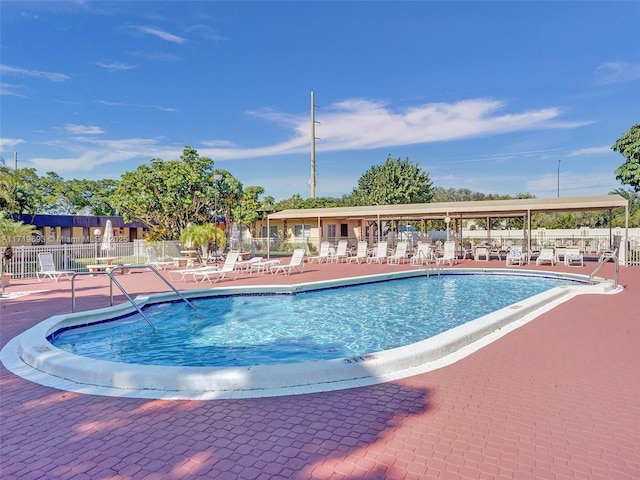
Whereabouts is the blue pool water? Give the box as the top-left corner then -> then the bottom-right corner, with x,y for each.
51,274 -> 574,367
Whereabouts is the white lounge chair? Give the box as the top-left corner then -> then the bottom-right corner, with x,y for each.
192,251 -> 240,283
333,240 -> 350,263
271,249 -> 305,275
536,247 -> 556,266
168,264 -> 219,282
564,246 -> 584,267
436,241 -> 456,266
347,241 -> 368,264
367,241 -> 388,264
36,252 -> 73,282
387,241 -> 408,264
146,247 -> 174,270
308,241 -> 331,263
410,243 -> 434,265
505,246 -> 527,266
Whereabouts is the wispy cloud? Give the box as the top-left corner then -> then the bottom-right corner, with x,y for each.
0,138 -> 25,151
21,97 -> 591,177
63,124 -> 105,135
0,64 -> 71,82
133,26 -> 186,44
595,61 -> 640,85
95,61 -> 136,72
201,98 -> 590,161
185,24 -> 226,42
0,82 -> 29,98
567,146 -> 612,157
95,99 -> 177,112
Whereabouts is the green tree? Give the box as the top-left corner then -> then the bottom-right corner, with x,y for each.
347,155 -> 433,206
232,186 -> 273,236
612,124 -> 640,191
179,223 -> 225,261
112,147 -> 238,239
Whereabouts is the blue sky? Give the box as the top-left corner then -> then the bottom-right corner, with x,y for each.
1,1 -> 639,201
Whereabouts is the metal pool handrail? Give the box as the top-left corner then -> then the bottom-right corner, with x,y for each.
589,248 -> 619,289
71,265 -> 196,330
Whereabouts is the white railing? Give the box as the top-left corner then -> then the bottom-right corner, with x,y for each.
2,232 -> 639,278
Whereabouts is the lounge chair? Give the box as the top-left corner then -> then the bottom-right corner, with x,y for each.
271,248 -> 305,275
36,252 -> 73,282
367,241 -> 388,264
146,247 -> 174,270
410,243 -> 434,265
333,240 -> 350,263
436,241 -> 456,266
505,246 -> 527,266
564,246 -> 584,266
192,251 -> 240,283
168,264 -> 219,282
536,247 -> 556,266
347,241 -> 368,264
234,257 -> 263,274
308,241 -> 331,263
388,241 -> 409,264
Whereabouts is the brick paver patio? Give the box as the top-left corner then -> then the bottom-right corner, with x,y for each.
1,258 -> 638,479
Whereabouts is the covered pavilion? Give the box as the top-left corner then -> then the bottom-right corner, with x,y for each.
267,194 -> 630,263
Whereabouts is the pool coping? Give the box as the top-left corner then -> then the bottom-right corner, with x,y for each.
1,268 -> 620,400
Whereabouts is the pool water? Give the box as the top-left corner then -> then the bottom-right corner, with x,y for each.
51,274 -> 574,367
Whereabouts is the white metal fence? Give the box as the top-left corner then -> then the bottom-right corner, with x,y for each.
2,232 -> 639,279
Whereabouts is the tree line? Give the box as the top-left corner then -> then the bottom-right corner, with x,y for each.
1,125 -> 639,240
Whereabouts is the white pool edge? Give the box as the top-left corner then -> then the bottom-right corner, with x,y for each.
1,269 -> 620,400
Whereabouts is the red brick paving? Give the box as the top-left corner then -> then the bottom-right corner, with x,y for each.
1,258 -> 639,479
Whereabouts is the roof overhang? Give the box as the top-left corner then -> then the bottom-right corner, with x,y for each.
267,195 -> 629,221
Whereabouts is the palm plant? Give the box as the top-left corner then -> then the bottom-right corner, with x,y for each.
180,223 -> 226,262
0,214 -> 37,273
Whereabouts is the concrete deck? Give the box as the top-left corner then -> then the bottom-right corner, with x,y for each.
1,258 -> 638,479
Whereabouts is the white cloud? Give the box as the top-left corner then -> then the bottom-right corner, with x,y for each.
202,97 -> 590,161
0,82 -> 29,98
567,146 -> 612,157
0,138 -> 25,150
595,61 -> 640,85
0,64 -> 71,82
63,124 -> 105,135
95,61 -> 136,71
134,26 -> 186,44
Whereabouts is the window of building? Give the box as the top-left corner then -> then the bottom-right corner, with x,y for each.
340,223 -> 349,237
293,224 -> 311,241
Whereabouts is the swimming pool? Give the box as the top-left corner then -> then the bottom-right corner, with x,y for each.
51,274 -> 576,367
4,269 -> 618,399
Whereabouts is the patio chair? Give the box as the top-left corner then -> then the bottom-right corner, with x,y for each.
271,249 -> 305,275
436,241 -> 456,266
333,240 -> 350,263
388,241 -> 409,264
564,246 -> 584,267
536,247 -> 556,266
308,241 -> 331,263
410,243 -> 434,266
146,247 -> 174,270
347,241 -> 368,264
474,245 -> 490,261
505,246 -> 527,266
192,251 -> 241,283
36,252 -> 74,282
168,264 -> 220,282
367,241 -> 388,264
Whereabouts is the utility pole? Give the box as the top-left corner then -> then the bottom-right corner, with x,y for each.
557,159 -> 561,198
310,91 -> 317,199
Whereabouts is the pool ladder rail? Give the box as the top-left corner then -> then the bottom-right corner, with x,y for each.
70,265 -> 196,331
589,248 -> 619,289
411,249 -> 441,276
